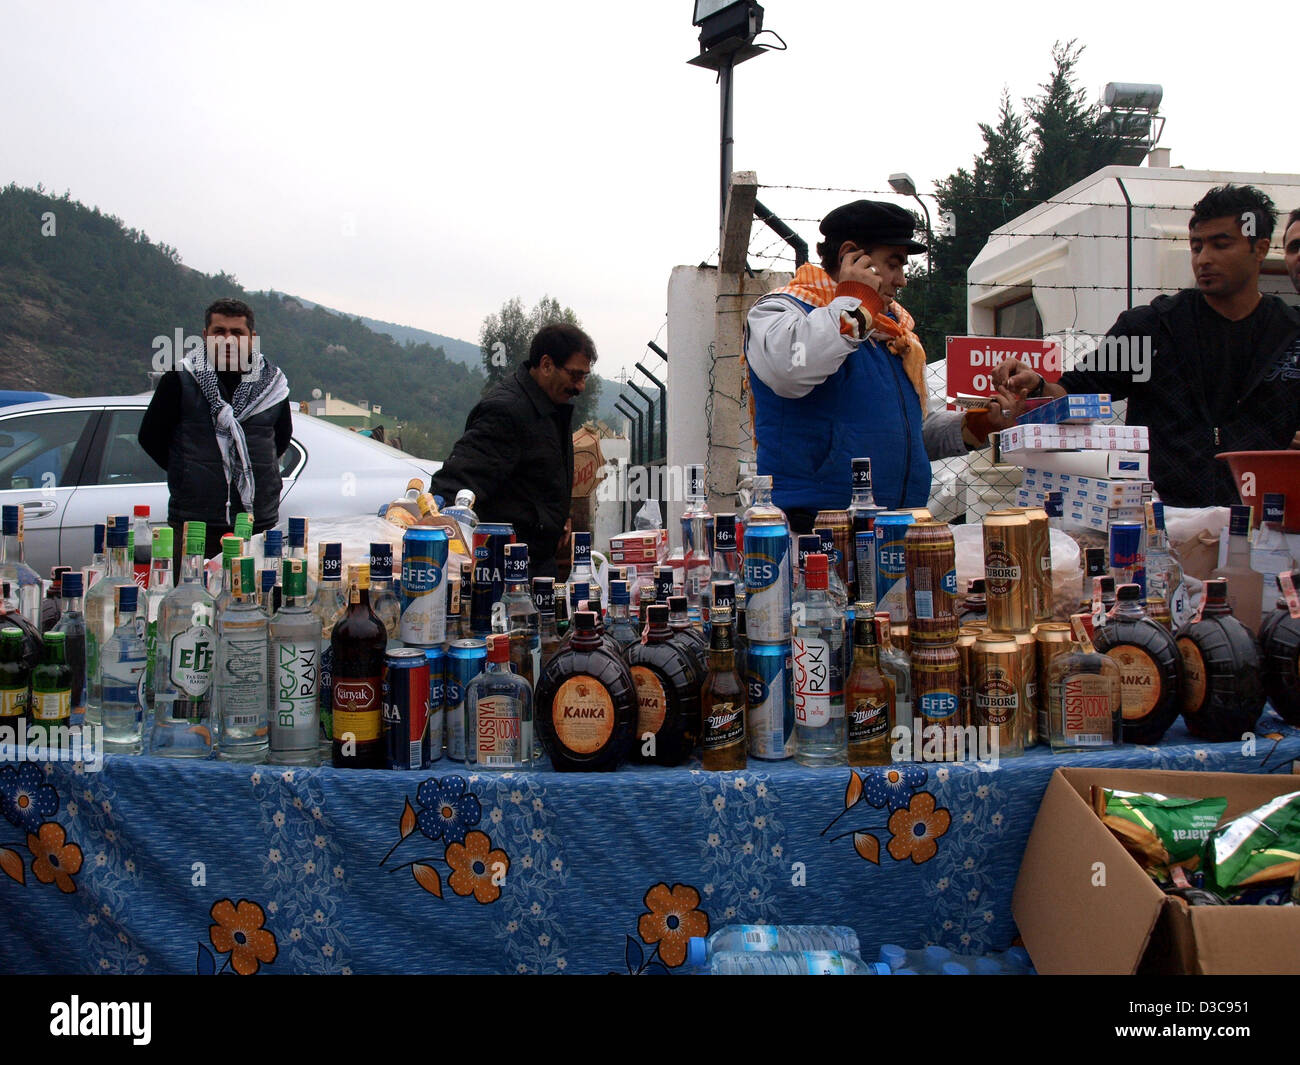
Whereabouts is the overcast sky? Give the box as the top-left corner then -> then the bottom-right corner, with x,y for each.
3,0 -> 1295,389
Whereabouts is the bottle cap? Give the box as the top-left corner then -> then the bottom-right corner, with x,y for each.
796,534 -> 821,568
287,516 -> 308,547
1227,504 -> 1252,538
647,604 -> 669,626
221,535 -> 244,562
106,518 -> 129,549
667,595 -> 688,613
232,556 -> 256,596
234,512 -> 253,540
1085,548 -> 1107,574
151,526 -> 173,559
487,633 -> 510,663
61,572 -> 83,598
455,489 -> 476,508
1117,583 -> 1142,602
571,531 -> 592,563
852,457 -> 873,488
263,529 -> 284,557
1,505 -> 19,534
805,553 -> 829,590
1099,576 -> 1115,595
941,961 -> 969,975
752,474 -> 772,491
814,527 -> 836,559
261,569 -> 277,593
714,513 -> 737,550
685,937 -> 707,967
94,523 -> 106,553
117,584 -> 138,612
0,627 -> 22,645
572,610 -> 597,633
283,558 -> 307,598
321,542 -> 343,580
878,944 -> 906,970
569,581 -> 590,607
347,562 -> 370,591
505,543 -> 529,582
133,504 -> 150,518
1204,578 -> 1228,606
609,579 -> 629,604
531,577 -> 555,613
711,580 -> 736,612
183,521 -> 207,556
967,578 -> 985,595
369,542 -> 393,579
685,463 -> 706,500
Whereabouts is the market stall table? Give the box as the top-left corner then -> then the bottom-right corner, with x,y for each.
2,712 -> 1296,975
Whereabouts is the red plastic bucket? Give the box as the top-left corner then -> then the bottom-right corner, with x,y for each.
1215,450 -> 1300,532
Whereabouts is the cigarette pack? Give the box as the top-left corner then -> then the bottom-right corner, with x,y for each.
996,423 -> 1149,457
1012,450 -> 1148,480
1015,394 -> 1112,426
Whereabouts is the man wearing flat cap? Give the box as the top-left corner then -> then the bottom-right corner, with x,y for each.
744,199 -> 1023,530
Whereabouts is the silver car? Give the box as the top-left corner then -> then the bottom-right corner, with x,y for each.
0,395 -> 443,575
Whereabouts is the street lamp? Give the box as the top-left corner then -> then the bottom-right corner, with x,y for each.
889,171 -> 933,323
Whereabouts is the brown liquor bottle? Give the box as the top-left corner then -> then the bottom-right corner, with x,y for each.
534,611 -> 637,771
1093,583 -> 1183,745
700,604 -> 747,770
1176,578 -> 1266,741
846,611 -> 893,766
331,563 -> 387,768
627,604 -> 702,765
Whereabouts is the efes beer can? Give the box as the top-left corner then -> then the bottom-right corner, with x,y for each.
1034,623 -> 1072,747
911,643 -> 961,761
743,524 -> 791,642
983,510 -> 1033,632
445,638 -> 486,762
383,648 -> 431,771
399,527 -> 449,646
973,632 -> 1025,758
873,512 -> 914,622
745,641 -> 793,760
905,520 -> 958,626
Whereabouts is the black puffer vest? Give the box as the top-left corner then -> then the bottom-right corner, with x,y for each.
168,373 -> 282,529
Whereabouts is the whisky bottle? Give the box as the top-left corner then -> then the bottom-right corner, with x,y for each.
846,608 -> 893,766
700,601 -> 747,770
627,604 -> 702,766
1094,583 -> 1183,745
1175,577 -> 1265,741
1047,615 -> 1122,752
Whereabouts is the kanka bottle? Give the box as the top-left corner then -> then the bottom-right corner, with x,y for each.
1258,569 -> 1300,725
627,604 -> 701,766
1094,583 -> 1183,745
1175,578 -> 1265,741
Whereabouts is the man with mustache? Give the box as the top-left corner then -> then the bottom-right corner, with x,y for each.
994,185 -> 1300,507
429,323 -> 595,578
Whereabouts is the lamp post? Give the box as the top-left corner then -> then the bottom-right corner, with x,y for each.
888,172 -> 933,326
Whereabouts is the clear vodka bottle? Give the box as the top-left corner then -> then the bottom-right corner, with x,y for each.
215,556 -> 269,762
501,543 -> 540,689
465,633 -> 532,770
268,557 -> 321,766
368,541 -> 401,643
144,526 -> 175,709
100,583 -> 148,753
792,554 -> 845,766
681,463 -> 712,622
0,505 -> 43,631
54,571 -> 87,728
85,516 -> 134,729
1144,501 -> 1189,628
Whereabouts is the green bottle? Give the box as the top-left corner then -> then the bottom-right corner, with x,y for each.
0,627 -> 30,733
31,631 -> 72,731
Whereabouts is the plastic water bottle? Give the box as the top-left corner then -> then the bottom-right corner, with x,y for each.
708,951 -> 888,975
687,924 -> 860,966
877,943 -> 1035,975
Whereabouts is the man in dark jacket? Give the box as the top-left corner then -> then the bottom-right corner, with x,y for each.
139,298 -> 293,569
995,185 -> 1300,507
430,324 -> 595,578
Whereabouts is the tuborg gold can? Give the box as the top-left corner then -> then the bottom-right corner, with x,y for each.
972,632 -> 1025,758
983,510 -> 1034,632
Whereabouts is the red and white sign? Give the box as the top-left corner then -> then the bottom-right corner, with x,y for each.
944,336 -> 1062,410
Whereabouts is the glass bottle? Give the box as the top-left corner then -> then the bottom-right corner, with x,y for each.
667,594 -> 709,674
150,521 -> 217,758
700,601 -> 747,770
627,603 -> 702,766
794,534 -> 820,600
443,489 -> 480,558
792,554 -> 846,767
814,527 -> 850,613
1210,504 -> 1264,635
130,504 -> 152,589
605,579 -> 639,653
466,633 -> 532,770
144,525 -> 175,709
214,556 -> 269,762
500,543 -> 540,689
1078,548 -> 1108,615
100,583 -> 147,753
533,610 -> 637,771
554,583 -> 570,637
0,505 -> 43,631
680,464 -> 712,623
262,528 -> 285,598
48,573 -> 86,732
269,557 -> 322,766
847,457 -> 884,602
212,534 -> 245,622
1047,614 -> 1122,752
368,541 -> 401,644
1144,501 -> 1189,630
30,630 -> 72,735
0,627 -> 30,737
1175,577 -> 1266,742
313,541 -> 347,757
534,577 -> 562,671
331,562 -> 386,769
876,610 -> 912,728
287,516 -> 314,603
85,522 -> 107,592
846,607 -> 893,766
85,516 -> 134,731
711,514 -> 742,601
415,493 -> 470,557
1258,569 -> 1300,725
1093,583 -> 1183,745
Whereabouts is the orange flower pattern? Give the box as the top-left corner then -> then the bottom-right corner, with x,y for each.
886,792 -> 951,864
637,883 -> 710,968
209,899 -> 279,975
446,830 -> 510,904
27,822 -> 82,893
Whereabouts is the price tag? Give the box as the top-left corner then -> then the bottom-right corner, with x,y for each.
1091,577 -> 1106,630
1280,571 -> 1300,621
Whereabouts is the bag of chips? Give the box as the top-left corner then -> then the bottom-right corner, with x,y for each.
1092,787 -> 1229,878
1203,790 -> 1300,897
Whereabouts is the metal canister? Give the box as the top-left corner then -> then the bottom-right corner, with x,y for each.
745,641 -> 794,760
910,616 -> 959,646
743,523 -> 792,642
444,638 -> 486,762
813,510 -> 851,589
399,527 -> 449,646
873,511 -> 914,622
905,520 -> 958,626
911,642 -> 961,761
383,648 -> 431,770
1013,629 -> 1039,746
1109,521 -> 1145,598
972,633 -> 1024,758
983,510 -> 1034,631
424,645 -> 446,763
1034,623 -> 1072,747
890,621 -> 910,656
1008,506 -> 1053,622
957,627 -> 981,730
470,523 -> 515,635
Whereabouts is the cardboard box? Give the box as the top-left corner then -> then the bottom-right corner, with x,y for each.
997,423 -> 1150,454
1013,450 -> 1148,480
608,529 -> 668,565
1025,470 -> 1147,508
571,427 -> 605,498
1014,767 -> 1300,975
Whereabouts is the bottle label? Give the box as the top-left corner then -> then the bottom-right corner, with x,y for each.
703,700 -> 744,750
0,688 -> 28,717
848,695 -> 889,743
274,640 -> 319,732
975,668 -> 1017,726
475,694 -> 521,767
169,624 -> 216,697
33,689 -> 70,723
802,951 -> 846,975
792,636 -> 833,727
1103,645 -> 1162,720
553,675 -> 615,755
739,925 -> 777,951
1062,673 -> 1115,745
1176,637 -> 1208,715
630,666 -> 668,736
220,635 -> 268,727
919,688 -> 959,723
333,678 -> 381,742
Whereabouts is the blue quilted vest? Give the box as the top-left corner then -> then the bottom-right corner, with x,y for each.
747,295 -> 930,513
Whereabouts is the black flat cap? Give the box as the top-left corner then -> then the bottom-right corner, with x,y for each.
820,200 -> 927,255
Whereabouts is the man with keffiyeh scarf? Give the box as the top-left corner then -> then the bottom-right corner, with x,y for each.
139,298 -> 293,571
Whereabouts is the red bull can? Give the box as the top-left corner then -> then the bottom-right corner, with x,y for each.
383,648 -> 431,770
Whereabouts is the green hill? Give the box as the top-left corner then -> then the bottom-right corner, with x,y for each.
0,184 -> 484,459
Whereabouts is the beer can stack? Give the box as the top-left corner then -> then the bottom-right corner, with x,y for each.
903,520 -> 961,759
742,477 -> 795,761
976,508 -> 1054,756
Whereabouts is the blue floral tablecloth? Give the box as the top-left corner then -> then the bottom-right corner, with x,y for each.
1,712 -> 1296,975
